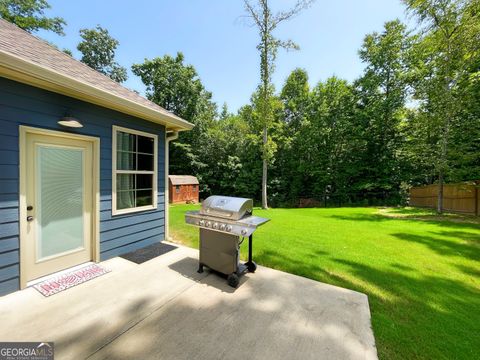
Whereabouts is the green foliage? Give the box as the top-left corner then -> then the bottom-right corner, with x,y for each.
170,204 -> 480,360
132,52 -> 218,192
132,1 -> 479,208
265,19 -> 415,207
219,102 -> 230,121
355,20 -> 411,197
402,0 -> 480,212
77,25 -> 128,83
0,0 -> 65,34
280,68 -> 310,134
243,0 -> 314,209
132,53 -> 212,122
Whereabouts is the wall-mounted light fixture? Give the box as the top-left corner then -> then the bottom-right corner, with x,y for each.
58,116 -> 83,128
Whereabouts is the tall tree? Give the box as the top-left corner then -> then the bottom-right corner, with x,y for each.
200,114 -> 251,197
273,68 -> 310,204
404,0 -> 480,212
302,77 -> 360,204
77,25 -> 128,83
0,0 -> 65,34
132,53 -> 211,122
355,20 -> 411,201
220,102 -> 230,121
132,52 -> 217,185
280,68 -> 310,134
243,0 -> 314,209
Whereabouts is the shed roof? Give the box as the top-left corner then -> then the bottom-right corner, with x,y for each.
0,19 -> 193,131
169,175 -> 199,185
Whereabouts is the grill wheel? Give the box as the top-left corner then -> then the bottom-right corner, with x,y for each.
227,273 -> 239,288
247,261 -> 257,273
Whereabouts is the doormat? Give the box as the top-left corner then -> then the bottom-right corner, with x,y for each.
120,242 -> 177,264
33,264 -> 111,297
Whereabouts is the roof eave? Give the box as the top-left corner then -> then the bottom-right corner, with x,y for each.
0,51 -> 194,131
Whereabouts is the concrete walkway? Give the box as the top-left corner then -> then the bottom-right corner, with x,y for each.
0,244 -> 377,360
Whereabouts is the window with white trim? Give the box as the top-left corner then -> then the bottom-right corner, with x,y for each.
113,126 -> 158,215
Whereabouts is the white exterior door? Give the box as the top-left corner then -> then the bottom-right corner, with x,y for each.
21,130 -> 94,284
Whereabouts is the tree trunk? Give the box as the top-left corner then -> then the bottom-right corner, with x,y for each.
437,170 -> 444,214
262,125 -> 268,209
437,107 -> 451,214
436,38 -> 455,215
261,6 -> 269,210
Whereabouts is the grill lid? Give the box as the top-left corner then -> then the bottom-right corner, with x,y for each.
199,195 -> 253,220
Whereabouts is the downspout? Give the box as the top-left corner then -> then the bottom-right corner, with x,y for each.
165,130 -> 179,241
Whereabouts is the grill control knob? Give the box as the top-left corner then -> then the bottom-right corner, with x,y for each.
226,225 -> 232,232
212,223 -> 218,229
219,224 -> 226,231
241,229 -> 247,236
199,220 -> 205,226
206,221 -> 211,228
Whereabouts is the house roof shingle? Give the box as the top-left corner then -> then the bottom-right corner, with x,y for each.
0,19 -> 193,131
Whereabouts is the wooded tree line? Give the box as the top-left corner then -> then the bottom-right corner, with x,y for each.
2,0 -> 479,209
147,0 -> 480,208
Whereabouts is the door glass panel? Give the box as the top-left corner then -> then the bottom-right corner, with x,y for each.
37,146 -> 84,259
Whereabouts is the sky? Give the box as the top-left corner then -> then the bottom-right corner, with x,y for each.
38,0 -> 410,112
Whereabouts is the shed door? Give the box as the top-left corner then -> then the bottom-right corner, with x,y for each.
22,132 -> 93,283
183,185 -> 190,201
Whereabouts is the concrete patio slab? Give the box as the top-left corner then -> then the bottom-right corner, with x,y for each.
0,243 -> 377,360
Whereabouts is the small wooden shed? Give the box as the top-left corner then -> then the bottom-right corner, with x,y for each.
169,175 -> 199,203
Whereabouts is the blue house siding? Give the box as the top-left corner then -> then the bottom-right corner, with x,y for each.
0,77 -> 167,296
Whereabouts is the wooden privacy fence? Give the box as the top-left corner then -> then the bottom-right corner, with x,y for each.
409,182 -> 480,215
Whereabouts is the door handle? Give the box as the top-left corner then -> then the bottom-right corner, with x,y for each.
27,216 -> 34,222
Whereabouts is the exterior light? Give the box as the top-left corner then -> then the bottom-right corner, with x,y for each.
58,116 -> 83,128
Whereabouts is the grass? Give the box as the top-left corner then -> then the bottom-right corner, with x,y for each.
169,204 -> 480,360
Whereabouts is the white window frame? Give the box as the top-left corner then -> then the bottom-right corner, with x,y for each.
112,125 -> 158,215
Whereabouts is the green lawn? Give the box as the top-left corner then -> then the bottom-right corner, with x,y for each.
169,205 -> 480,360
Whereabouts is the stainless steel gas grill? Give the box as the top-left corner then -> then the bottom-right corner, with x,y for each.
185,195 -> 269,287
